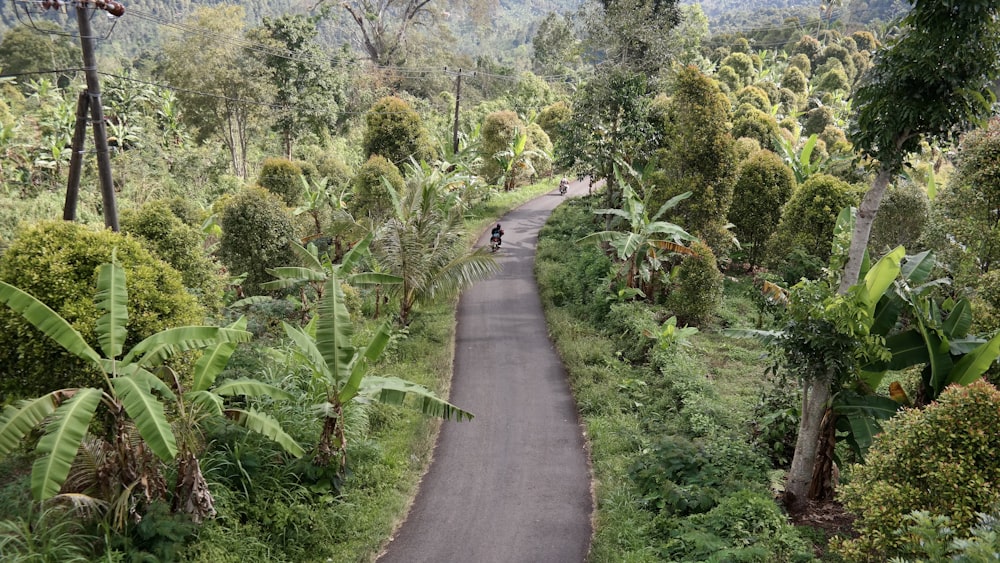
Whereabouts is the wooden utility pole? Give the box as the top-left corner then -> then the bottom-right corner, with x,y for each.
55,1 -> 125,230
447,68 -> 475,154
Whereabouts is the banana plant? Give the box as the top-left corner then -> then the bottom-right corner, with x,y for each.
494,126 -> 550,192
0,256 -> 296,513
577,164 -> 698,290
280,273 -> 473,471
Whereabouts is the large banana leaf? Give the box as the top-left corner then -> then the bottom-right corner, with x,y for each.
225,408 -> 305,457
31,388 -> 101,500
111,377 -> 177,461
0,392 -> 61,455
186,390 -> 223,417
339,232 -> 374,273
260,267 -> 327,290
861,246 -> 904,315
95,261 -> 128,360
316,276 -> 356,384
942,298 -> 973,339
122,327 -> 252,367
833,392 -> 901,460
361,376 -> 474,422
348,272 -> 403,286
900,250 -> 936,285
192,318 -> 248,392
925,327 -> 954,395
949,332 -> 1000,387
0,281 -> 101,366
214,379 -> 294,401
339,323 -> 392,404
282,321 -> 333,380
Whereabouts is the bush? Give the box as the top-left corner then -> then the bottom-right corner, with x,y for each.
814,67 -> 851,94
362,96 -> 436,165
782,66 -> 809,94
768,173 -> 861,272
537,101 -> 572,143
349,155 -> 405,221
803,106 -> 836,137
257,157 -> 303,206
0,221 -> 203,399
667,490 -> 813,562
732,109 -> 781,152
121,199 -> 225,312
604,302 -> 658,364
667,242 -> 723,326
479,110 -> 525,183
734,86 -> 771,114
868,181 -> 929,257
834,381 -> 1000,561
218,186 -> 296,296
729,150 -> 795,268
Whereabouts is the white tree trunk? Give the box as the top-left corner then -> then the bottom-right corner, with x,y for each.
785,375 -> 832,512
839,166 -> 893,292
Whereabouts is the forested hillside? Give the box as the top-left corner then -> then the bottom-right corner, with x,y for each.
687,0 -> 909,31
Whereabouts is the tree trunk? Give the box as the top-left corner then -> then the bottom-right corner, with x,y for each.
839,165 -> 892,293
173,451 -> 217,523
807,407 -> 838,501
785,374 -> 832,513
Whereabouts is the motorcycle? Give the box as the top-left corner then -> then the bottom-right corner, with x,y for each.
558,180 -> 568,195
490,235 -> 501,253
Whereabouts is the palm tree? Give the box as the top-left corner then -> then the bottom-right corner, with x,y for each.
0,257 -> 301,523
374,160 -> 500,325
280,274 -> 473,470
578,164 -> 698,292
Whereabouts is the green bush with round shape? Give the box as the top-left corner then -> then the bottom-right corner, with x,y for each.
526,122 -> 553,177
537,101 -> 572,144
868,181 -> 929,257
362,96 -> 436,165
730,150 -> 795,268
734,86 -> 771,115
715,65 -> 741,93
218,186 -> 296,296
788,53 -> 812,76
833,381 -> 1000,561
851,30 -> 878,52
349,155 -> 404,221
815,67 -> 851,94
792,35 -> 821,61
768,173 -> 861,270
752,81 -> 780,109
257,157 -> 303,207
720,52 -> 755,84
0,220 -> 203,400
667,241 -> 723,326
781,66 -> 809,94
121,200 -> 225,312
480,110 -> 526,183
803,105 -> 836,137
732,137 -> 762,165
732,109 -> 781,152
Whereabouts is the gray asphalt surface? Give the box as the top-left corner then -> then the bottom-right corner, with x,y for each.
377,179 -> 594,563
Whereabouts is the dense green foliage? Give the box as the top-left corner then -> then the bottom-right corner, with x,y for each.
257,157 -> 304,206
867,180 -> 929,258
0,221 -> 203,399
729,150 -> 795,268
362,96 -> 436,165
218,187 -> 296,295
667,241 -> 723,326
834,381 -> 1000,561
350,155 -> 405,221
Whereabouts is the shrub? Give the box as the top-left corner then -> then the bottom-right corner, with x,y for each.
851,30 -> 878,52
719,52 -> 756,84
668,490 -> 812,562
479,110 -> 525,183
349,155 -> 404,221
729,150 -> 795,268
526,122 -> 553,177
0,221 -> 203,399
803,105 -> 836,136
218,186 -> 295,295
868,181 -> 929,257
768,173 -> 861,271
258,157 -> 304,206
788,53 -> 812,76
121,199 -> 225,312
814,67 -> 851,94
732,109 -> 781,152
834,381 -> 1000,561
362,96 -> 436,165
781,66 -> 809,94
537,101 -> 572,143
792,35 -> 821,61
604,302 -> 658,364
666,241 -> 723,326
734,86 -> 771,114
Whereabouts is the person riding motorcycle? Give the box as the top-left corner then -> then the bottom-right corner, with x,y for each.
559,177 -> 569,195
491,224 -> 504,248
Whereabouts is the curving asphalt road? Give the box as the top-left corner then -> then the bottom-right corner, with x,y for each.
377,179 -> 594,563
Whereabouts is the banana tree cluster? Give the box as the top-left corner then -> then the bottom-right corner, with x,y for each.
0,255 -> 302,524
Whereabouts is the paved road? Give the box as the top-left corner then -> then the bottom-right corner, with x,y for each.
377,180 -> 593,563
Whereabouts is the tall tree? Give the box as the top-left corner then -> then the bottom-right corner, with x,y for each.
587,0 -> 681,75
159,6 -> 274,178
253,14 -> 347,158
784,0 -> 1000,514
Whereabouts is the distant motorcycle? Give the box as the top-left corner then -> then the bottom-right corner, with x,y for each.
558,178 -> 569,195
490,235 -> 501,253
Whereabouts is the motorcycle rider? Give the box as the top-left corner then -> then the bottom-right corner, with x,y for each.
559,177 -> 569,195
491,223 -> 504,247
